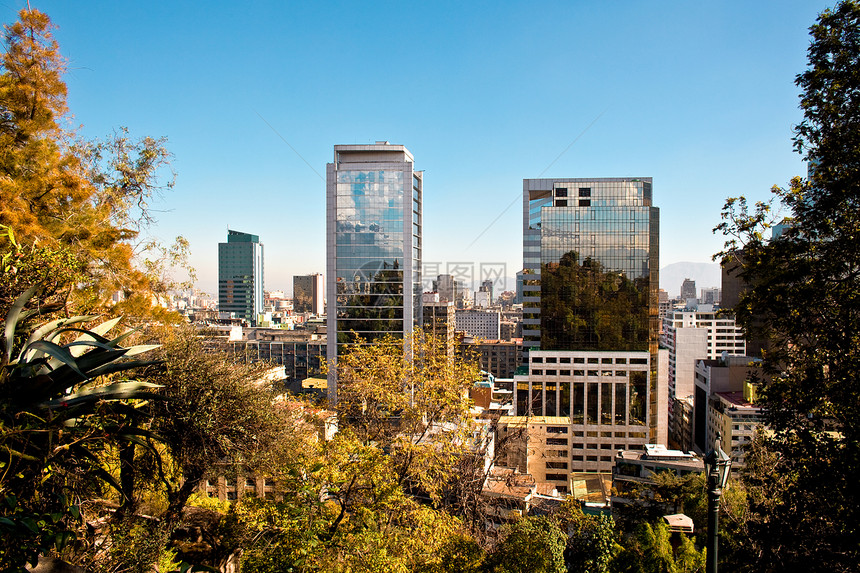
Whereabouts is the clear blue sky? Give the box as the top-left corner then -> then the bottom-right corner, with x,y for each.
10,1 -> 830,295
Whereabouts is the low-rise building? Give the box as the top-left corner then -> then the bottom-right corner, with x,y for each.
708,388 -> 763,469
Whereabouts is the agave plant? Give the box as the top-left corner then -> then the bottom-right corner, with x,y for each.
0,286 -> 164,569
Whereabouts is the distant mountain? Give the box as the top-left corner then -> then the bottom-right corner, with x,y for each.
660,262 -> 721,298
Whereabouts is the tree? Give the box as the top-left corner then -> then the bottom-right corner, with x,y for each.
488,515 -> 567,573
715,1 -> 860,569
611,521 -> 704,573
556,499 -> 618,573
0,9 -> 186,317
332,331 -> 482,503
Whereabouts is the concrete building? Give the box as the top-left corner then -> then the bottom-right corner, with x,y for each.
218,230 -> 264,326
293,273 -> 325,315
455,309 -> 501,339
663,308 -> 746,362
326,143 -> 422,403
519,178 -> 662,473
422,292 -> 455,351
708,389 -> 763,469
460,338 -> 523,379
692,355 -> 758,454
700,287 -> 721,305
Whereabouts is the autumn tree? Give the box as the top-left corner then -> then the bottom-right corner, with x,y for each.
0,9 -> 186,318
715,1 -> 860,569
332,331 -> 482,503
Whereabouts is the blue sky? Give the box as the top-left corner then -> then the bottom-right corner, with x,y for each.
10,1 -> 830,295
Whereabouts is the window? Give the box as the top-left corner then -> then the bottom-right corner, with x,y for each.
547,438 -> 568,446
546,474 -> 568,481
556,188 -> 568,197
547,426 -> 568,434
580,199 -> 591,207
546,461 -> 568,469
579,188 -> 591,197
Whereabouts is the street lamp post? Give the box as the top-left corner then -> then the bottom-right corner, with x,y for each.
704,434 -> 732,573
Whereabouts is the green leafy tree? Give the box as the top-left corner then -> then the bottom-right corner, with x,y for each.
488,515 -> 566,573
715,1 -> 860,569
556,500 -> 619,573
612,521 -> 704,573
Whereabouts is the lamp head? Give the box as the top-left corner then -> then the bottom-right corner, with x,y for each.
705,433 -> 732,489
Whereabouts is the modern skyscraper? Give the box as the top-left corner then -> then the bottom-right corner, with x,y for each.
519,177 -> 661,474
293,273 -> 325,315
218,230 -> 264,326
326,143 -> 422,402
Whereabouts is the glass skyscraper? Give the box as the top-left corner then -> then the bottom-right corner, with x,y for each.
218,229 -> 264,326
326,143 -> 422,402
519,178 -> 661,473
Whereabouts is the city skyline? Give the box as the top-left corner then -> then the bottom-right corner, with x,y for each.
18,1 -> 828,294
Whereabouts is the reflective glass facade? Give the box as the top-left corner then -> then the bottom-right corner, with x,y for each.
326,144 -> 422,401
522,179 -> 658,353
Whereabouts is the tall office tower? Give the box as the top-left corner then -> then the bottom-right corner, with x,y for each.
680,278 -> 697,301
326,143 -> 422,402
293,273 -> 325,315
520,178 -> 661,474
218,230 -> 265,326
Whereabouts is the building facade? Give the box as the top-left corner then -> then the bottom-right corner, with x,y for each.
293,273 -> 325,315
455,309 -> 501,339
218,230 -> 264,326
326,143 -> 422,402
422,293 -> 455,352
519,178 -> 661,474
680,278 -> 696,301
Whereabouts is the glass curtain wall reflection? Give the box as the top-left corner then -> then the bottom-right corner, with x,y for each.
326,144 -> 422,403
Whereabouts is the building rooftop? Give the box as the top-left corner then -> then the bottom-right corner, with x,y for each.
715,391 -> 757,408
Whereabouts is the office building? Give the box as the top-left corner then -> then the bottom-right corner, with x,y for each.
661,307 -> 746,449
422,292 -> 455,352
326,143 -> 422,402
460,338 -> 523,379
680,278 -> 696,301
519,177 -> 661,475
218,230 -> 264,326
479,279 -> 494,305
455,309 -> 501,339
700,287 -> 720,306
293,274 -> 325,315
